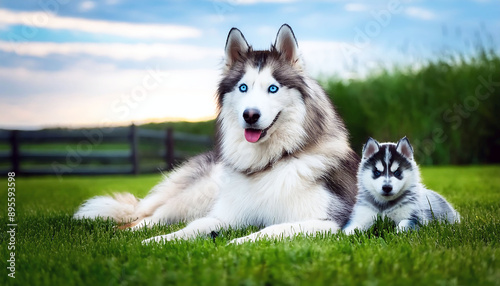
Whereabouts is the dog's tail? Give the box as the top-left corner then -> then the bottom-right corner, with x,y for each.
73,193 -> 139,223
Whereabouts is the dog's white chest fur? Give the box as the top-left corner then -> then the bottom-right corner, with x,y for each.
210,158 -> 333,227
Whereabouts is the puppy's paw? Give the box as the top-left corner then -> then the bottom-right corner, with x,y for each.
396,219 -> 417,233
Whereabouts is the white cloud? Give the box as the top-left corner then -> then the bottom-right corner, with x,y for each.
234,0 -> 296,4
105,0 -> 121,5
212,0 -> 295,5
0,41 -> 222,61
299,40 -> 382,78
299,40 -> 424,79
0,66 -> 219,129
79,1 -> 96,12
405,7 -> 436,21
300,41 -> 348,76
344,3 -> 369,12
0,8 -> 201,40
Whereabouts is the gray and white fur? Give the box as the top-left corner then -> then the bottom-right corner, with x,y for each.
74,24 -> 360,244
343,137 -> 460,234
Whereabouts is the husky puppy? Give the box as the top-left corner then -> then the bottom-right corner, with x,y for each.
343,137 -> 460,234
75,24 -> 360,244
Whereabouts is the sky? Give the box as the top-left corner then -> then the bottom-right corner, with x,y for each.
0,0 -> 498,130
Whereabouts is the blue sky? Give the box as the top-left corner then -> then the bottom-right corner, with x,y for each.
0,0 -> 498,129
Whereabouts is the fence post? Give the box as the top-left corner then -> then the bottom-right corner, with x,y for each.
130,124 -> 139,175
165,128 -> 174,170
10,130 -> 20,174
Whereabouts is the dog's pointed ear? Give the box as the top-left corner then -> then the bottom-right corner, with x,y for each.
224,28 -> 249,70
396,136 -> 414,160
362,137 -> 379,159
275,24 -> 300,65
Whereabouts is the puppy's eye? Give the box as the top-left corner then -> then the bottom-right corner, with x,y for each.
373,170 -> 382,177
393,170 -> 401,177
268,84 -> 279,93
239,84 -> 248,92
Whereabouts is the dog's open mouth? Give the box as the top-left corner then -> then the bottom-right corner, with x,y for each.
244,112 -> 281,143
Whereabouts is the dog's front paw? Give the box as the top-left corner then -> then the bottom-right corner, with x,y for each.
228,233 -> 259,245
129,219 -> 149,231
396,219 -> 417,233
342,225 -> 359,235
142,233 -> 181,244
343,228 -> 356,236
396,225 -> 408,233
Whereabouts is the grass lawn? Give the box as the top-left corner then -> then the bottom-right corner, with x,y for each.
1,165 -> 499,285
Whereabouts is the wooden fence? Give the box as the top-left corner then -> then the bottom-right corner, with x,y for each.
0,124 -> 213,177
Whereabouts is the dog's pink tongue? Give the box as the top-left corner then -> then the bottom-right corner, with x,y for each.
244,129 -> 262,143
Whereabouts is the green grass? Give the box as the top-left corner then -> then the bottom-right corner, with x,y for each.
1,165 -> 499,285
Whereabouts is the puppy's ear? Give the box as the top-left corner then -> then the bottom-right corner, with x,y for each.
224,28 -> 250,71
362,137 -> 379,159
275,24 -> 300,66
396,136 -> 414,160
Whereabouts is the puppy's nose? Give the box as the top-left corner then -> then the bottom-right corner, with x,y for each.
243,108 -> 261,124
382,185 -> 393,193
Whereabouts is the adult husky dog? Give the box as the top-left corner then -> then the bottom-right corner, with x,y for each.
74,24 -> 360,244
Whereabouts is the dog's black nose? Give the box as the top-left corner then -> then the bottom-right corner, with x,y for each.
382,185 -> 393,193
243,108 -> 261,124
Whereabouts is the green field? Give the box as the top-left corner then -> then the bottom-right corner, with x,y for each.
1,165 -> 499,285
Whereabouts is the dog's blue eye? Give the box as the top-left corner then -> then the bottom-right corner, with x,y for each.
268,84 -> 279,93
394,170 -> 401,177
373,170 -> 382,177
239,84 -> 248,93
